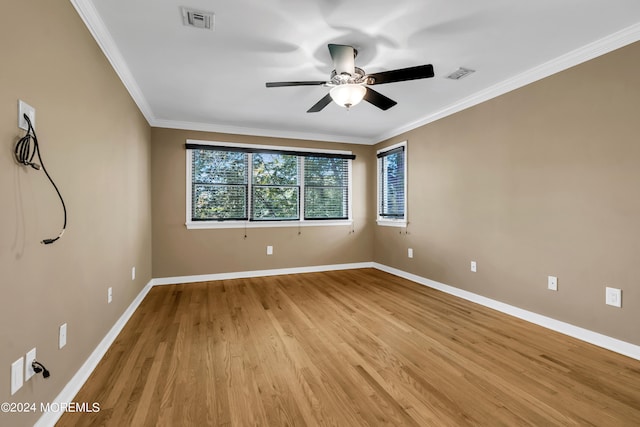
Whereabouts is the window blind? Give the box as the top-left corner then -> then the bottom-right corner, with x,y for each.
378,147 -> 405,218
191,149 -> 248,221
187,143 -> 353,224
186,143 -> 355,160
251,153 -> 300,221
304,156 -> 349,220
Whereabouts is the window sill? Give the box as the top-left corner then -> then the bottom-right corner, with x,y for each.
186,220 -> 353,230
376,219 -> 407,228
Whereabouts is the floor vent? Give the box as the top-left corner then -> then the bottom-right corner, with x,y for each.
181,7 -> 215,30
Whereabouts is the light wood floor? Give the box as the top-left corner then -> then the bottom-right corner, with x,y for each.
58,268 -> 640,426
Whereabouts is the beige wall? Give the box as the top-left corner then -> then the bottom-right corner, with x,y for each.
151,128 -> 374,278
374,42 -> 640,346
2,2 -> 638,423
0,1 -> 152,425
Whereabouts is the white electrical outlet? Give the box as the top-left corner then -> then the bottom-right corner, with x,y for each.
548,276 -> 558,291
59,323 -> 67,349
605,287 -> 622,308
470,261 -> 477,272
108,287 -> 113,304
266,245 -> 273,255
408,248 -> 413,258
11,357 -> 24,395
25,348 -> 37,381
131,266 -> 136,280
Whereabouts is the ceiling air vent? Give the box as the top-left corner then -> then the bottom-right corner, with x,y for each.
447,67 -> 475,80
181,7 -> 215,30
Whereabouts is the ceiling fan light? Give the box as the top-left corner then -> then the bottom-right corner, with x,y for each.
330,84 -> 366,109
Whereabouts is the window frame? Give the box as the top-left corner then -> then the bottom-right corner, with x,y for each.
186,140 -> 353,229
376,141 -> 407,227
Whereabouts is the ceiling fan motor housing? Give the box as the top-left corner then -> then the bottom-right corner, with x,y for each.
329,67 -> 366,86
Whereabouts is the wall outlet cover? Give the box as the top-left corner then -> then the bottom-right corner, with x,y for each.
25,348 -> 36,381
11,357 -> 24,395
548,276 -> 558,291
605,287 -> 622,308
18,100 -> 36,130
59,323 -> 67,349
471,261 -> 477,272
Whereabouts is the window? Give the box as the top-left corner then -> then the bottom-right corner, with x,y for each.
252,153 -> 300,220
191,149 -> 248,221
186,141 -> 354,228
377,142 -> 406,226
304,156 -> 349,220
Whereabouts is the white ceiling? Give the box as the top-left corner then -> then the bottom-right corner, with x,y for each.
72,0 -> 640,144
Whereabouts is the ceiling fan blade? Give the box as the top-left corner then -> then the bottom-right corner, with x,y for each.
366,64 -> 434,85
328,44 -> 355,76
363,88 -> 397,111
307,93 -> 333,113
266,81 -> 326,88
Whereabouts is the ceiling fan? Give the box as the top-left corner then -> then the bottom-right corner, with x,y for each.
265,44 -> 434,113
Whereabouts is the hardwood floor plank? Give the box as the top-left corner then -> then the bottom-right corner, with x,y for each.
58,269 -> 640,426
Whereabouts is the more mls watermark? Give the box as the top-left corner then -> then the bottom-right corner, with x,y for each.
1,401 -> 100,413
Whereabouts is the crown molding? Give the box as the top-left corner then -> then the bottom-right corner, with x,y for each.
71,0 -> 639,146
70,0 -> 156,123
151,118 -> 373,145
373,22 -> 640,144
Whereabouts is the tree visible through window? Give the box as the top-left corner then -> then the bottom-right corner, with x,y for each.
252,153 -> 300,220
188,144 -> 353,223
304,157 -> 349,220
192,149 -> 248,220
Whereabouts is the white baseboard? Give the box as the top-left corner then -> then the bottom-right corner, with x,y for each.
34,280 -> 154,427
152,262 -> 375,286
373,263 -> 640,361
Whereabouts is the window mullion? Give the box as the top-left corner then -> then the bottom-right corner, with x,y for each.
247,152 -> 253,221
299,156 -> 304,222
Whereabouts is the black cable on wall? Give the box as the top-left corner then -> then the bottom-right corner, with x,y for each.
14,114 -> 67,245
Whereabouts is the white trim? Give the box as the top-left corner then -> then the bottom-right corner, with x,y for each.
374,23 -> 640,144
377,141 -> 407,224
186,220 -> 353,230
151,262 -> 375,286
186,150 -> 193,224
33,261 -> 640,427
373,263 -> 640,361
376,219 -> 407,228
34,280 -> 154,427
375,141 -> 406,155
69,0 -> 155,124
71,4 -> 640,146
187,141 -> 354,226
155,119 -> 373,145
